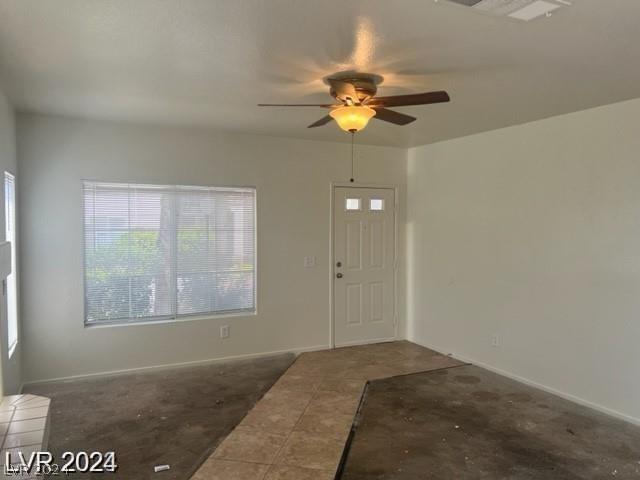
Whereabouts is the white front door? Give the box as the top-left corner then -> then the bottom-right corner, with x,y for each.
333,186 -> 395,346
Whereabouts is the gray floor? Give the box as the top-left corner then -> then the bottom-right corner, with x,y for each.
24,354 -> 294,479
340,365 -> 640,480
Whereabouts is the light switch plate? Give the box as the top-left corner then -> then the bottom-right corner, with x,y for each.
220,325 -> 230,339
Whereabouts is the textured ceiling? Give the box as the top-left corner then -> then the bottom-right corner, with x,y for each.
0,0 -> 639,147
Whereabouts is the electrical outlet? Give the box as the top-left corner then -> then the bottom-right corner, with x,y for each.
304,256 -> 316,268
220,325 -> 230,339
491,334 -> 501,347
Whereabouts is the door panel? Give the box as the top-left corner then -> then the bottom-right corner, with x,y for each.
334,187 -> 395,346
370,282 -> 384,323
369,220 -> 385,268
346,221 -> 362,269
346,283 -> 363,325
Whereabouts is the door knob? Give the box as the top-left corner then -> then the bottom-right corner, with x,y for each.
336,273 -> 343,279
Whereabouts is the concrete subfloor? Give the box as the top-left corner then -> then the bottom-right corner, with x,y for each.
339,364 -> 640,480
23,354 -> 295,479
193,341 -> 463,479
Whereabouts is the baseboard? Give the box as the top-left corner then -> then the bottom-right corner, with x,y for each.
411,338 -> 640,427
22,343 -> 331,387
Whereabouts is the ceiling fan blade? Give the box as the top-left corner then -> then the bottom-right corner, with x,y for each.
258,103 -> 334,107
307,115 -> 333,128
328,80 -> 361,105
367,91 -> 450,107
373,108 -> 416,126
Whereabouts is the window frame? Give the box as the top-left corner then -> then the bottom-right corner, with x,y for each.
81,180 -> 258,328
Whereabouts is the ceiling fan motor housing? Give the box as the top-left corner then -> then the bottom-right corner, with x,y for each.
325,72 -> 384,104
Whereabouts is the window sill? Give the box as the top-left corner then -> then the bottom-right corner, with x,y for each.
84,310 -> 257,329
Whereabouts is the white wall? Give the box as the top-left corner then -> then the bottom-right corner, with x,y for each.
17,113 -> 406,383
0,90 -> 21,395
407,98 -> 640,424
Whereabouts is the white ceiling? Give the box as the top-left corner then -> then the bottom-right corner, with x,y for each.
0,0 -> 639,147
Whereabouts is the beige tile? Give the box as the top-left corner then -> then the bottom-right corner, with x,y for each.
305,391 -> 362,417
0,410 -> 13,424
318,377 -> 366,394
341,363 -> 402,381
192,458 -> 269,480
239,402 -> 304,434
366,340 -> 426,357
2,430 -> 44,449
264,465 -> 335,480
274,431 -> 345,471
11,395 -> 37,406
0,398 -> 16,412
294,410 -> 354,441
284,361 -> 331,378
260,389 -> 314,411
10,407 -> 49,422
238,389 -> 313,433
289,353 -> 361,378
7,417 -> 47,435
272,374 -> 323,393
15,398 -> 50,410
2,395 -> 22,405
213,427 -> 287,464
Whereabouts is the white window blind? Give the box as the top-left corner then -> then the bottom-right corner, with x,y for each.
83,182 -> 256,324
4,172 -> 18,356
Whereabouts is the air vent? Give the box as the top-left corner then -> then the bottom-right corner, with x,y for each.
443,0 -> 569,21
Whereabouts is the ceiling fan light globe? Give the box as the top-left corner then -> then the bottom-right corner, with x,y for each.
329,106 -> 376,133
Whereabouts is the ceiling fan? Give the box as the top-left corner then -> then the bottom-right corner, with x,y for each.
258,72 -> 450,133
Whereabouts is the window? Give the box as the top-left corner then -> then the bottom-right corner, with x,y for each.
345,198 -> 361,211
83,182 -> 256,325
4,172 -> 17,357
369,198 -> 384,211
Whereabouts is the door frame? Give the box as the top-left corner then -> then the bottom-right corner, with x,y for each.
329,182 -> 399,348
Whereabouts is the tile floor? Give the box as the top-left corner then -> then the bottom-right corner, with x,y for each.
0,394 -> 51,475
191,341 -> 464,480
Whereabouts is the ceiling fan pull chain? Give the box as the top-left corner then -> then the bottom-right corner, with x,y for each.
350,131 -> 355,183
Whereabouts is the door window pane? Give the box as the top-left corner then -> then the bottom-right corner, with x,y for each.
345,198 -> 361,211
370,198 -> 385,211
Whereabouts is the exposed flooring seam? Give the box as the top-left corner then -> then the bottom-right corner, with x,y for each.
334,382 -> 370,480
